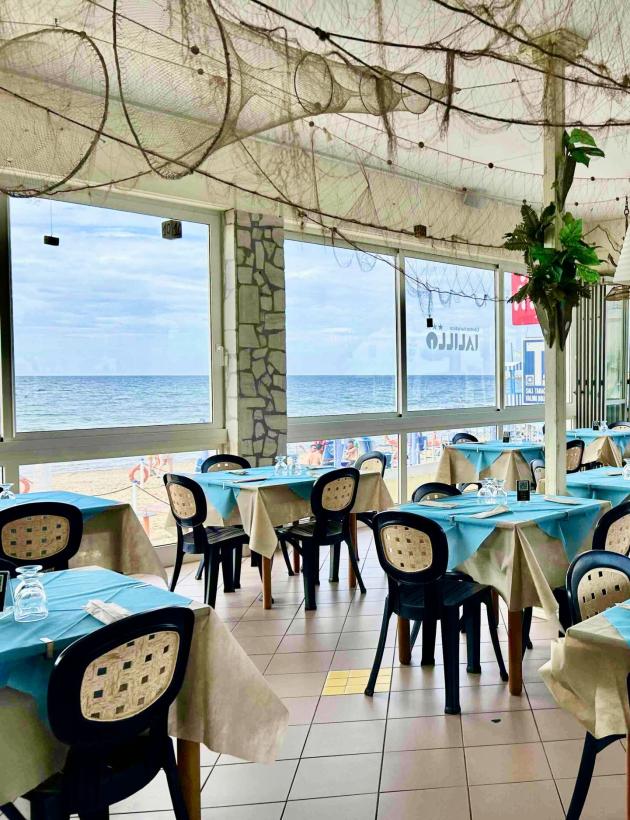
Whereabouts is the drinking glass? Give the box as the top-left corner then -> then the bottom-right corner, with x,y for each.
623,459 -> 630,481
287,454 -> 297,475
492,478 -> 509,504
601,419 -> 609,432
13,565 -> 48,622
0,483 -> 15,500
476,479 -> 494,505
274,455 -> 287,476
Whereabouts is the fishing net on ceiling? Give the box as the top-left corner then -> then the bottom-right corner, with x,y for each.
0,0 -> 629,257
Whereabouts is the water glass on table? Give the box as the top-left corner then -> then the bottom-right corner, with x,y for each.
476,479 -> 494,505
0,483 -> 15,500
274,455 -> 288,476
13,565 -> 48,622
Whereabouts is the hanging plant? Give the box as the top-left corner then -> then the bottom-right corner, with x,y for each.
504,129 -> 604,350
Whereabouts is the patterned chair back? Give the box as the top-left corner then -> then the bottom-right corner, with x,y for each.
48,606 -> 194,745
355,451 -> 386,477
163,474 -> 207,527
201,454 -> 251,473
566,439 -> 585,473
311,467 -> 360,523
411,482 -> 461,503
373,510 -> 448,585
610,421 -> 630,430
592,502 -> 630,556
567,550 -> 630,624
0,501 -> 83,573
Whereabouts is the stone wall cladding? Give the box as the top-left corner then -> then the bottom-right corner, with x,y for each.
224,210 -> 287,466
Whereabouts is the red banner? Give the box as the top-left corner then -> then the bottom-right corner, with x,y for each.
510,273 -> 538,325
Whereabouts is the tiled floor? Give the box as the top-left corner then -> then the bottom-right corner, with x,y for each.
13,528 -> 627,819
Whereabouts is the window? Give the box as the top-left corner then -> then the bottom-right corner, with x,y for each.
405,258 -> 496,409
504,273 -> 545,406
288,434 -> 399,501
285,240 -> 396,416
605,299 -> 626,413
10,199 -> 212,432
19,450 -> 213,546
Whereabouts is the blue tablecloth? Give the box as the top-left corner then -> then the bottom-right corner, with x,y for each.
0,491 -> 122,522
0,568 -> 191,720
567,467 -> 630,508
452,441 -> 544,474
398,492 -> 603,569
570,428 -> 630,455
602,600 -> 630,647
186,466 -> 330,519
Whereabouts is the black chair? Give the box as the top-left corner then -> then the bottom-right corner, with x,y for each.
20,606 -> 194,820
564,550 -> 630,819
0,502 -> 83,575
164,473 -> 249,606
567,439 -> 585,473
278,468 -> 365,610
354,451 -> 387,531
609,421 -> 630,430
452,432 -> 478,444
592,502 -> 630,555
530,458 -> 546,491
411,482 -> 462,502
456,482 -> 482,493
364,511 -> 507,713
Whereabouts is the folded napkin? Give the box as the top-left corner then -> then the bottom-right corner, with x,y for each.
543,496 -> 586,506
85,599 -> 131,624
469,505 -> 510,519
416,500 -> 460,508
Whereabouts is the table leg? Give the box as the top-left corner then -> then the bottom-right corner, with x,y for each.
262,556 -> 273,609
348,513 -> 359,589
292,546 -> 300,574
177,738 -> 201,820
491,589 -> 500,625
507,610 -> 523,696
398,617 -> 412,664
626,736 -> 630,820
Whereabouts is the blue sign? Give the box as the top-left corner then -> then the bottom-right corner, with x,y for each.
523,338 -> 545,403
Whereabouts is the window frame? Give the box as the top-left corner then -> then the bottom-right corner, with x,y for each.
0,191 -> 227,484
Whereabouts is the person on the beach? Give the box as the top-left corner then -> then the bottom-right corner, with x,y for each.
305,443 -> 323,466
344,439 -> 359,464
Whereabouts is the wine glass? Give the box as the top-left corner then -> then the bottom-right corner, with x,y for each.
287,454 -> 297,475
0,483 -> 15,500
274,455 -> 287,476
492,478 -> 509,504
476,479 -> 494,505
13,565 -> 48,622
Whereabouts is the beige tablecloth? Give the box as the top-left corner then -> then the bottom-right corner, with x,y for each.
457,501 -> 610,624
582,435 -> 626,468
435,447 -> 533,491
540,611 -> 630,739
71,504 -> 166,583
169,472 -> 394,559
0,601 -> 288,805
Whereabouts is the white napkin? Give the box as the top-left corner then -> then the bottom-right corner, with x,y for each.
469,505 -> 510,519
416,500 -> 460,508
85,599 -> 131,624
543,496 -> 585,505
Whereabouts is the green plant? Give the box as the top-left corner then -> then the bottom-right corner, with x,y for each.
503,129 -> 604,350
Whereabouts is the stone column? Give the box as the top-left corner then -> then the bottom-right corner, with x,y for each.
223,210 -> 287,465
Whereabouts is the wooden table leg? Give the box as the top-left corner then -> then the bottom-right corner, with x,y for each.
262,556 -> 272,609
507,610 -> 523,696
348,512 -> 359,589
398,617 -> 412,664
177,738 -> 201,820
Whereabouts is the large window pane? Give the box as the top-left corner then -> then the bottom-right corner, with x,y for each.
10,199 -> 211,431
285,241 -> 396,416
504,273 -> 545,406
605,298 -> 626,422
288,435 -> 399,500
19,451 -> 213,546
406,258 -> 496,409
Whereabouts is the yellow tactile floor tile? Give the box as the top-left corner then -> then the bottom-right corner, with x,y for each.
321,668 -> 392,695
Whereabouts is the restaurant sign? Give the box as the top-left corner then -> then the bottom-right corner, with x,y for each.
523,338 -> 545,403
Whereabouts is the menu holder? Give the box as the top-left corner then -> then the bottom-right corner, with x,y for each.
516,479 -> 531,502
0,570 -> 8,613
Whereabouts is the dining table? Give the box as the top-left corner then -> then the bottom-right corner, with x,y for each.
569,427 -> 630,467
0,566 -> 288,820
435,440 -> 544,491
566,466 -> 630,508
0,491 -> 166,583
540,599 -> 630,818
396,492 -> 610,694
178,465 -> 393,608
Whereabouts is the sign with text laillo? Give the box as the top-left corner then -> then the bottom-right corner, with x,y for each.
523,338 -> 545,403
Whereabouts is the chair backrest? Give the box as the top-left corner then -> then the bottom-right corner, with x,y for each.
593,502 -> 630,555
201,454 -> 251,472
163,474 -> 207,528
530,459 -> 546,490
610,421 -> 630,430
47,606 -> 194,746
373,510 -> 448,585
310,467 -> 359,524
566,550 -> 630,624
456,482 -> 482,493
0,502 -> 83,573
452,432 -> 478,444
355,451 -> 386,477
411,482 -> 462,503
566,439 -> 585,473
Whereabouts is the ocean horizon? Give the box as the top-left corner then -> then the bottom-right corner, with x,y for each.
14,373 -> 497,432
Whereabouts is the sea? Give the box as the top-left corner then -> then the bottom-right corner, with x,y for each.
14,374 -> 497,433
